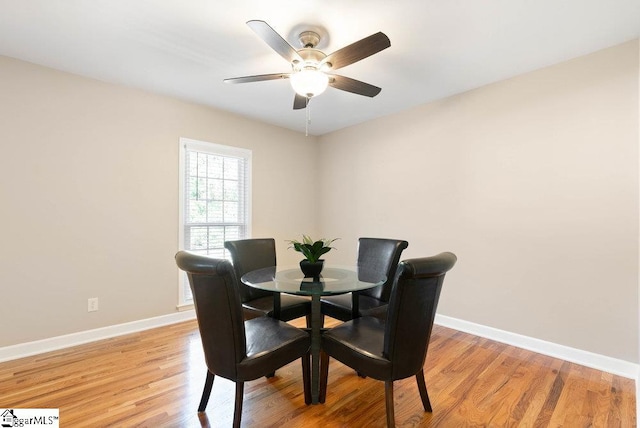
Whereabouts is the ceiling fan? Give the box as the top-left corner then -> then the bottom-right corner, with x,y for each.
224,20 -> 391,110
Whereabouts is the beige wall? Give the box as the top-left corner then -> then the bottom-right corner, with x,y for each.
2,40 -> 639,365
318,40 -> 639,363
637,36 -> 640,421
0,56 -> 318,347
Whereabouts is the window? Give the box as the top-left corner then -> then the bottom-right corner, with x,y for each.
178,138 -> 251,305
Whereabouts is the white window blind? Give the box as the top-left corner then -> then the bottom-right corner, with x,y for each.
178,138 -> 251,305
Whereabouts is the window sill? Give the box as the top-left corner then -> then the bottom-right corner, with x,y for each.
176,302 -> 194,312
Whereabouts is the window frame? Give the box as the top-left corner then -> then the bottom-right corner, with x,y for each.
177,137 -> 252,307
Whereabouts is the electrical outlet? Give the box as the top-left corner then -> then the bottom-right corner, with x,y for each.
88,297 -> 99,312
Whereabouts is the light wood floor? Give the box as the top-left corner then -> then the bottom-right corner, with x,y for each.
0,318 -> 635,427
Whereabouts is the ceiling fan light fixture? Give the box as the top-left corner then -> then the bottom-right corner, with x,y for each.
290,68 -> 329,98
226,20 -> 390,110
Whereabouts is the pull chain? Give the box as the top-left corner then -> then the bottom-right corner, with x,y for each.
305,96 -> 311,137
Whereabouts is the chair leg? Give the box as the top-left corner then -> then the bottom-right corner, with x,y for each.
319,350 -> 329,403
198,371 -> 215,412
302,352 -> 311,404
385,380 -> 396,428
415,369 -> 432,412
232,381 -> 244,428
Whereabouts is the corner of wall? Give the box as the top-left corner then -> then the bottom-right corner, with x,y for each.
636,35 -> 640,425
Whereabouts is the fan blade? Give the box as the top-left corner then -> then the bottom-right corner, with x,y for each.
224,73 -> 290,84
247,20 -> 303,64
329,75 -> 382,97
321,32 -> 390,70
293,94 -> 308,110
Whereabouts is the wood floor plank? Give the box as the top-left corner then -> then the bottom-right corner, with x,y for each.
509,353 -> 564,427
0,319 -> 635,427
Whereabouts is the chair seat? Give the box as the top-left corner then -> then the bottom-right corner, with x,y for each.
320,293 -> 387,321
321,316 -> 393,380
237,316 -> 311,381
243,293 -> 311,321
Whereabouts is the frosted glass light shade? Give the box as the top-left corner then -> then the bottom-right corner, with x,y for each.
290,69 -> 329,97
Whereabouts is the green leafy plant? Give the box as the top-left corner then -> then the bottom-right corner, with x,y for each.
288,235 -> 338,263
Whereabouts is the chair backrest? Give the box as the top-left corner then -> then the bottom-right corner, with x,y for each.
224,238 -> 276,303
383,252 -> 457,380
175,251 -> 247,380
357,238 -> 409,301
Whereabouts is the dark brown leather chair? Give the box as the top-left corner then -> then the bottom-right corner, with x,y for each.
175,251 -> 311,428
319,253 -> 457,428
321,238 -> 408,321
225,238 -> 311,322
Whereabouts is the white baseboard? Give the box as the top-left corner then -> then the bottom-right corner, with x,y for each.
0,310 -> 196,363
637,366 -> 640,424
435,314 -> 638,380
636,365 -> 640,423
1,310 -> 636,383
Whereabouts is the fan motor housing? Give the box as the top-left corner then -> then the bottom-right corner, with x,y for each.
296,48 -> 326,63
292,31 -> 328,71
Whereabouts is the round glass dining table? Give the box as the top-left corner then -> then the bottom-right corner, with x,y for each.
242,265 -> 385,405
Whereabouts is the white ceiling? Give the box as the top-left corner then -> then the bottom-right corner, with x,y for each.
1,1 -> 638,135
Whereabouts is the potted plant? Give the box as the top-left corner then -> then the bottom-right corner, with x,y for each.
288,235 -> 338,278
